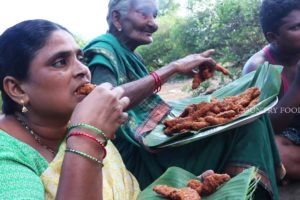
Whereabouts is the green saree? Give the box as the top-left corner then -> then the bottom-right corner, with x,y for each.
84,33 -> 283,199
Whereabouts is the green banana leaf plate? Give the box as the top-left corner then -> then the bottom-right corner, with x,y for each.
138,166 -> 259,200
142,62 -> 283,148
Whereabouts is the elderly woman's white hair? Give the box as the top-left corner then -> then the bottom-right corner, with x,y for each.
106,0 -> 133,30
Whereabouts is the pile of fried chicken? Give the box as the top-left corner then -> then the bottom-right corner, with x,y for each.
163,87 -> 260,135
153,172 -> 231,200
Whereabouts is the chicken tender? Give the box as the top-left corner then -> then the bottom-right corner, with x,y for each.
153,185 -> 201,200
201,173 -> 231,196
77,83 -> 96,95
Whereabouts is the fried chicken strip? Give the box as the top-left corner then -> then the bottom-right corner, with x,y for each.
187,179 -> 203,194
215,64 -> 230,75
201,173 -> 231,196
77,83 -> 96,95
153,185 -> 201,200
192,73 -> 203,90
192,64 -> 230,90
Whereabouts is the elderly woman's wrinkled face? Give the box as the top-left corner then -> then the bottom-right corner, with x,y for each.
120,0 -> 158,47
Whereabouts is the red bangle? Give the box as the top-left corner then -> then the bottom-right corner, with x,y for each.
150,71 -> 161,93
66,132 -> 107,159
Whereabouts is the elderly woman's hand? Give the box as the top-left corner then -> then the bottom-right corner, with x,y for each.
70,83 -> 130,139
171,49 -> 217,75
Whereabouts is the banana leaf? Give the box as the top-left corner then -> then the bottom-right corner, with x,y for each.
138,166 -> 259,200
142,62 -> 283,148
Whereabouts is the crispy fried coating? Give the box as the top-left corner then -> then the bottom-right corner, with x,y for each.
153,185 -> 175,197
187,179 -> 203,194
202,68 -> 214,79
204,116 -> 231,125
164,121 -> 210,135
192,64 -> 230,90
215,64 -> 230,75
163,87 -> 260,135
170,187 -> 201,200
201,173 -> 231,196
192,73 -> 203,90
77,83 -> 96,95
180,103 -> 209,117
153,185 -> 201,200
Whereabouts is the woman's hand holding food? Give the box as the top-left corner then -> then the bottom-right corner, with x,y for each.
70,82 -> 130,139
171,49 -> 217,75
170,49 -> 230,89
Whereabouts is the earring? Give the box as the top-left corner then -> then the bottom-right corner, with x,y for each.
20,100 -> 28,113
118,27 -> 122,32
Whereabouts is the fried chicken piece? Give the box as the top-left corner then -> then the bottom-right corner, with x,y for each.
206,111 -> 217,117
153,185 -> 201,200
164,117 -> 192,127
216,110 -> 237,118
204,116 -> 231,125
192,73 -> 203,90
192,64 -> 229,90
210,104 -> 222,114
77,83 -> 96,95
202,68 -> 214,79
190,103 -> 215,119
246,96 -> 260,109
215,64 -> 230,75
187,179 -> 203,194
180,103 -> 210,117
170,187 -> 201,200
201,173 -> 231,196
153,185 -> 175,197
164,121 -> 210,135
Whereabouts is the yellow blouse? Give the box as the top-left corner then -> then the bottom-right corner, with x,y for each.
41,141 -> 140,200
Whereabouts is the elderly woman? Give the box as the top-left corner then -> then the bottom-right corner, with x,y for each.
83,0 -> 284,199
0,19 -> 140,199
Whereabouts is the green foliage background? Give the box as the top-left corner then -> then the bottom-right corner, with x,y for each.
137,0 -> 266,71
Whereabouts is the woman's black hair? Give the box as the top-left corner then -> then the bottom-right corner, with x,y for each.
259,0 -> 300,38
0,19 -> 71,114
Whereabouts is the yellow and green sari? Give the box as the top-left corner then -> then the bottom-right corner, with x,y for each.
0,130 -> 140,199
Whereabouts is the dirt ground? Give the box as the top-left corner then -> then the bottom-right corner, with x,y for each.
159,80 -> 300,200
158,79 -> 192,101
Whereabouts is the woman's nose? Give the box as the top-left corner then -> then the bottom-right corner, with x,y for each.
74,60 -> 90,78
148,16 -> 158,31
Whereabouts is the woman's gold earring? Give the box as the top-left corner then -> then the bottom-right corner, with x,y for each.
20,100 -> 28,113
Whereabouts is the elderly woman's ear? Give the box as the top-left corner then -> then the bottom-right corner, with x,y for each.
112,10 -> 122,32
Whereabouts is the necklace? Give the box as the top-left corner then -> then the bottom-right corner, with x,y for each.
14,112 -> 56,155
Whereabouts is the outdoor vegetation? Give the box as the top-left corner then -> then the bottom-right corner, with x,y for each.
136,0 -> 267,95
